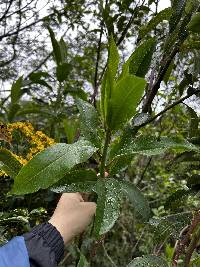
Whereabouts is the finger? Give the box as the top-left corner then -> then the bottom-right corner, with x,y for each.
61,193 -> 84,202
81,202 -> 96,216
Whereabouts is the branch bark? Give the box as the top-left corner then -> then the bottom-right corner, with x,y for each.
138,90 -> 200,129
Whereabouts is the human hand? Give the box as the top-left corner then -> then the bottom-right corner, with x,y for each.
48,193 -> 96,244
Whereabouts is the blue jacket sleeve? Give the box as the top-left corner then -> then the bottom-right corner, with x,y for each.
0,223 -> 64,267
0,236 -> 30,267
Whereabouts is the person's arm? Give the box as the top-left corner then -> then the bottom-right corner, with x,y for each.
0,193 -> 96,267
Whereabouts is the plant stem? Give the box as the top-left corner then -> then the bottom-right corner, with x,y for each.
102,243 -> 117,267
100,130 -> 111,178
183,225 -> 200,267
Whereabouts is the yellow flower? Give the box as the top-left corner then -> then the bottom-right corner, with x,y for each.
0,122 -> 55,177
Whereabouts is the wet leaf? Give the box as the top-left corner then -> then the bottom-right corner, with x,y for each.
169,0 -> 186,33
114,136 -> 200,158
76,98 -> 102,148
51,181 -> 96,193
139,8 -> 172,38
109,154 -> 133,176
107,75 -> 146,131
50,169 -> 97,193
120,38 -> 156,78
120,180 -> 150,221
11,139 -> 97,195
127,255 -> 168,267
94,178 -> 122,237
132,113 -> 151,126
149,212 -> 192,242
0,148 -> 22,178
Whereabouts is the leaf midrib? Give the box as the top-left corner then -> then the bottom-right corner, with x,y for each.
15,148 -> 73,191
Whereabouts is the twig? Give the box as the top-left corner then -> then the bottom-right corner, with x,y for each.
0,7 -> 66,41
142,45 -> 179,113
25,52 -> 52,79
137,158 -> 152,186
142,7 -> 197,113
139,90 -> 200,129
0,0 -> 14,22
172,211 -> 200,267
102,243 -> 118,267
60,252 -> 71,266
117,0 -> 146,46
97,0 -> 145,90
90,21 -> 104,105
183,226 -> 200,267
100,130 -> 111,178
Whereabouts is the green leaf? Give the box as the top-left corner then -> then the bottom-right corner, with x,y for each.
0,148 -> 22,178
120,180 -> 150,221
31,79 -> 52,90
187,174 -> 200,188
187,12 -> 200,33
163,61 -> 175,85
29,72 -> 50,81
164,189 -> 190,209
177,71 -> 193,97
187,106 -> 199,138
109,154 -> 133,176
11,139 -> 97,195
113,136 -> 200,158
100,36 -> 119,122
29,71 -> 52,90
94,178 -> 122,237
139,8 -> 172,38
76,98 -> 102,148
120,38 -> 156,79
108,35 -> 119,80
51,181 -> 97,193
169,0 -> 186,33
149,212 -> 192,242
189,256 -> 200,266
50,169 -> 97,193
59,37 -> 68,62
7,103 -> 21,122
63,117 -> 79,144
109,136 -> 199,176
127,255 -> 168,267
47,26 -> 62,65
77,253 -> 90,267
11,76 -> 23,104
56,62 -> 71,82
64,87 -> 88,101
109,125 -> 136,159
107,75 -> 146,131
